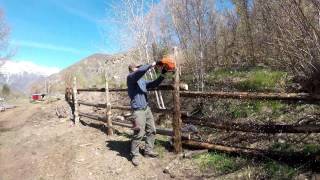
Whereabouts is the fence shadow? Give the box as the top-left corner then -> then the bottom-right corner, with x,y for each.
80,119 -> 108,134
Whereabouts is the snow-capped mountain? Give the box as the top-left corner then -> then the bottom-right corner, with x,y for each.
0,60 -> 60,93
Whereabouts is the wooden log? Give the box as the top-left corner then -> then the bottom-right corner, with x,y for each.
79,112 -> 102,120
111,105 -> 174,114
77,102 -> 175,114
72,77 -> 80,126
78,100 -> 106,108
172,47 -> 182,153
182,140 -> 266,156
182,140 -> 319,163
182,116 -> 320,133
77,87 -> 106,92
77,83 -> 188,93
111,105 -> 131,110
180,91 -> 320,101
105,74 -> 113,136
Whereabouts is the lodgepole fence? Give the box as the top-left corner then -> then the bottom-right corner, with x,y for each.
66,78 -> 320,154
65,59 -> 320,156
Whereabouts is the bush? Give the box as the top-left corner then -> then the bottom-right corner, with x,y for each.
263,161 -> 296,180
194,152 -> 246,174
1,84 -> 10,97
206,68 -> 288,92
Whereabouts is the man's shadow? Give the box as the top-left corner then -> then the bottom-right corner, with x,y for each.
106,138 -> 132,161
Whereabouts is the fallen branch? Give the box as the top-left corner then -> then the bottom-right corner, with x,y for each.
182,140 -> 319,163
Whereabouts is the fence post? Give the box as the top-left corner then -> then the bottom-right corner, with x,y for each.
105,73 -> 113,135
72,76 -> 80,126
172,47 -> 182,153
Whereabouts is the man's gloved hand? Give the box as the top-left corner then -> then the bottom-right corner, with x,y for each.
151,61 -> 157,67
161,67 -> 168,74
156,60 -> 163,66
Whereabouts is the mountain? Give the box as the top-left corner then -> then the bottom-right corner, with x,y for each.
0,60 -> 60,93
31,51 -> 143,94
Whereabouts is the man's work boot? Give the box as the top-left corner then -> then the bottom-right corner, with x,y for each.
132,156 -> 140,166
144,151 -> 159,158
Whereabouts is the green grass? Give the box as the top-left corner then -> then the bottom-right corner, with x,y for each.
194,152 -> 245,174
194,151 -> 299,179
302,144 -> 320,155
206,68 -> 288,92
237,70 -> 287,91
270,142 -> 295,153
263,161 -> 297,180
229,100 -> 285,118
154,136 -> 169,159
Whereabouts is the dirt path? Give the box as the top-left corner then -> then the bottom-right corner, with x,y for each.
0,100 -> 189,180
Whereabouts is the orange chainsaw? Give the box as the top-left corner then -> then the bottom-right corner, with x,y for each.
156,57 -> 176,72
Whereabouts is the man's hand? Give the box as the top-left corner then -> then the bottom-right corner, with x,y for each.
161,67 -> 168,74
151,61 -> 157,67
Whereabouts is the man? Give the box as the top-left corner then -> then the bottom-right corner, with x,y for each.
127,61 -> 167,166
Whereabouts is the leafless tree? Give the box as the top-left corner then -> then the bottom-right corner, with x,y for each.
108,0 -> 320,92
0,8 -> 10,66
166,0 -> 218,91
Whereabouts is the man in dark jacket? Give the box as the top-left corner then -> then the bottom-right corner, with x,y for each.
127,62 -> 166,166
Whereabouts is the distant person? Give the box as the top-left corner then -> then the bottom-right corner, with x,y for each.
127,61 -> 167,166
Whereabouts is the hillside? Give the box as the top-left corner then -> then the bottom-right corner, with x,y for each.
31,51 -> 144,94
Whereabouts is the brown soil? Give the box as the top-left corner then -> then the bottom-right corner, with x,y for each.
0,100 -> 205,180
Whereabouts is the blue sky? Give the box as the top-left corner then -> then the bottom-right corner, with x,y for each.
0,0 -> 121,69
0,0 -> 233,70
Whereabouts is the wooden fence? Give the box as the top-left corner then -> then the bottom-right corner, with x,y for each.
65,70 -> 320,159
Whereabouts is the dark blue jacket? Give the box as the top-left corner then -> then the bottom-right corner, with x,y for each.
127,64 -> 164,110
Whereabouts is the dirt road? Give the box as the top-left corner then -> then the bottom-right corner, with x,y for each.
0,100 -> 191,180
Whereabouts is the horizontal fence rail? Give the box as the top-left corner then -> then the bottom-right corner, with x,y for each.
77,84 -> 189,93
180,91 -> 320,101
77,85 -> 176,92
78,112 -> 191,140
182,116 -> 320,133
77,87 -> 320,102
78,100 -> 106,108
76,100 -> 320,133
78,100 -> 173,113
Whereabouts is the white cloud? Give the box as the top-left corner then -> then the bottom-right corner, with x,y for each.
0,60 -> 60,76
12,40 -> 83,54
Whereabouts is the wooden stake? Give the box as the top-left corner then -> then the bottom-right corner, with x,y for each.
172,47 -> 182,153
105,73 -> 113,135
72,77 -> 80,126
